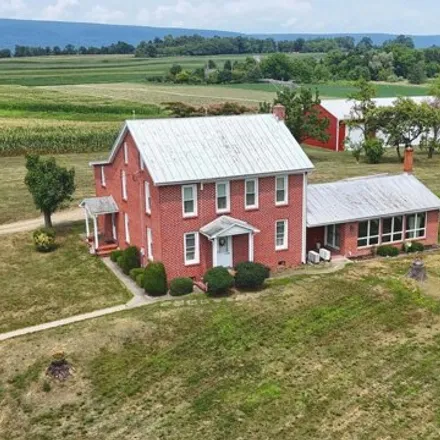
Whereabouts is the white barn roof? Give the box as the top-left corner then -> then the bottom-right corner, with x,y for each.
321,96 -> 434,121
99,114 -> 314,185
307,173 -> 440,227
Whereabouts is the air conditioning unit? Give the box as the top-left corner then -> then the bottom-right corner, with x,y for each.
319,248 -> 331,262
308,250 -> 320,264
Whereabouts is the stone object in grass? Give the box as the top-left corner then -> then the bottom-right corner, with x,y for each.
407,259 -> 427,282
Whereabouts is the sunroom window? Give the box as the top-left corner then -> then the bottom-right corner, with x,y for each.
382,216 -> 403,243
406,212 -> 426,239
357,219 -> 380,247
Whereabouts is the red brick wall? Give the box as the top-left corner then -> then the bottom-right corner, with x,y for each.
304,105 -> 345,152
233,234 -> 249,266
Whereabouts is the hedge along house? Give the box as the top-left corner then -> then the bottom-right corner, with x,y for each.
306,150 -> 440,257
306,96 -> 434,152
82,106 -> 314,280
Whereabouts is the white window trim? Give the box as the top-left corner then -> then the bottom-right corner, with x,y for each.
405,212 -> 427,240
100,165 -> 106,187
184,232 -> 200,266
182,184 -> 198,218
121,170 -> 127,201
145,181 -> 151,215
275,219 -> 288,251
325,224 -> 341,250
139,152 -> 144,171
124,213 -> 130,244
381,216 -> 404,244
216,181 -> 231,214
245,178 -> 259,210
275,175 -> 288,206
123,142 -> 128,165
357,219 -> 380,248
147,227 -> 153,261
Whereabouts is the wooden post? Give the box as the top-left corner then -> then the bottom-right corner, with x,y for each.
84,210 -> 90,238
93,216 -> 99,251
212,238 -> 218,267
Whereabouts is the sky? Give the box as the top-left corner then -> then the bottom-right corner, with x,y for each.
0,0 -> 439,35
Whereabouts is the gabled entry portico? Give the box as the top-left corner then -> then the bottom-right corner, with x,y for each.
200,216 -> 260,268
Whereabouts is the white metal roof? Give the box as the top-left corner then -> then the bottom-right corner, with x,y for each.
307,173 -> 440,227
321,96 -> 434,121
98,114 -> 314,185
200,215 -> 260,239
79,196 -> 119,216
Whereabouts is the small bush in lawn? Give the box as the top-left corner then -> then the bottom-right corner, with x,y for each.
118,246 -> 141,275
203,267 -> 234,296
143,262 -> 168,296
403,241 -> 425,253
32,228 -> 56,252
363,138 -> 384,164
377,245 -> 399,257
129,267 -> 145,281
110,249 -> 123,262
235,261 -> 270,289
170,277 -> 193,296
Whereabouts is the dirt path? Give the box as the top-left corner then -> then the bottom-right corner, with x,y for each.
0,208 -> 83,236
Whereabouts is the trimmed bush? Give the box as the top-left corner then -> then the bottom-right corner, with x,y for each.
170,277 -> 193,296
234,261 -> 270,289
117,246 -> 141,275
363,138 -> 384,164
377,245 -> 399,257
203,267 -> 234,295
403,241 -> 425,253
32,228 -> 56,252
110,249 -> 123,262
129,267 -> 145,281
135,273 -> 145,288
143,262 -> 168,296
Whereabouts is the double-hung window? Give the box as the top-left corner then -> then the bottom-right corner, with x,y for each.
123,142 -> 128,164
124,213 -> 130,244
326,224 -> 341,249
100,165 -> 106,187
184,232 -> 200,265
121,170 -> 127,201
182,184 -> 197,217
275,175 -> 288,206
382,216 -> 403,243
147,227 -> 153,260
275,220 -> 288,250
358,219 -> 380,247
216,181 -> 230,213
406,212 -> 426,239
245,178 -> 258,209
145,181 -> 151,214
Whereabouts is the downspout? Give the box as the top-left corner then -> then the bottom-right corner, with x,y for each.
335,119 -> 340,152
301,172 -> 308,264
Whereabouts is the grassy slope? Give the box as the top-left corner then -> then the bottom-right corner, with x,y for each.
2,255 -> 440,438
0,222 -> 131,333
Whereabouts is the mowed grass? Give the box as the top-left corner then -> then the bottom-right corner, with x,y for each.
2,255 -> 440,438
0,152 -> 105,224
0,222 -> 131,333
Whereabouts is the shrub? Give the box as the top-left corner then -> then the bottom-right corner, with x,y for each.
234,261 -> 270,290
135,273 -> 145,287
203,267 -> 234,295
143,262 -> 168,296
363,138 -> 384,164
403,241 -> 425,253
32,228 -> 56,252
110,249 -> 123,262
377,245 -> 399,257
129,267 -> 145,281
117,246 -> 141,275
169,277 -> 193,296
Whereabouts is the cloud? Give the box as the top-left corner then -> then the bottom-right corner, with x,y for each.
0,0 -> 27,16
86,5 -> 125,24
41,0 -> 78,20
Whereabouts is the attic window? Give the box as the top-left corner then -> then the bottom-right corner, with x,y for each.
123,142 -> 128,165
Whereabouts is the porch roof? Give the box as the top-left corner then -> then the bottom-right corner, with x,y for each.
200,215 -> 260,239
79,196 -> 119,216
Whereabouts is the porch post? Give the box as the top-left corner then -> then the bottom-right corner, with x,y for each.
93,215 -> 99,251
248,232 -> 254,262
84,209 -> 90,238
212,238 -> 218,267
112,213 -> 117,240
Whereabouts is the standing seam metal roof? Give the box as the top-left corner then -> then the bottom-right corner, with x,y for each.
307,173 -> 440,227
121,114 -> 313,185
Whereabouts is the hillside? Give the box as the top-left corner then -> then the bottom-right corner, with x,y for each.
1,18 -> 440,50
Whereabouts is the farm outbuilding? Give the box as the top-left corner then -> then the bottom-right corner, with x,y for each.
306,96 -> 434,152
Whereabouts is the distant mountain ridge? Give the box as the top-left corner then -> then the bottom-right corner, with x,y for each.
1,18 -> 440,50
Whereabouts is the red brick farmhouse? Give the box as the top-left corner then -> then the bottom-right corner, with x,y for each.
81,108 -> 440,280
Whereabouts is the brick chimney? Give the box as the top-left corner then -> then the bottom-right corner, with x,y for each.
404,146 -> 414,173
273,103 -> 286,121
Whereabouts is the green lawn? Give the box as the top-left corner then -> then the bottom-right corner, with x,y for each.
2,254 -> 440,438
0,222 -> 131,333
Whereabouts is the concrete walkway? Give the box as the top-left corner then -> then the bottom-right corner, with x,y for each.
0,208 -> 83,236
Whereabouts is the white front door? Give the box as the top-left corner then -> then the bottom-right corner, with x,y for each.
217,236 -> 233,267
